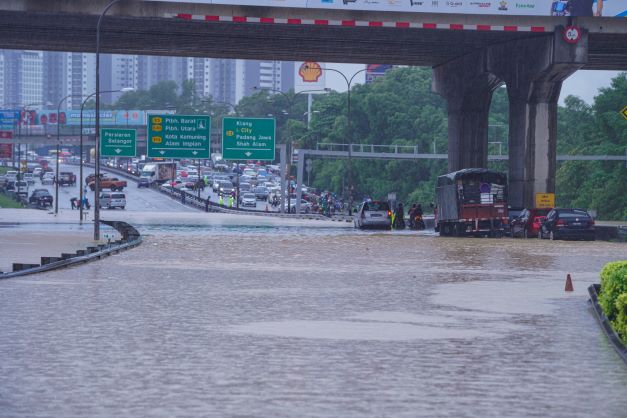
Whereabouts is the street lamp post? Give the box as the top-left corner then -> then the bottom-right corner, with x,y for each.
79,88 -> 133,223
95,0 -> 129,240
56,94 -> 83,214
306,65 -> 367,215
254,86 -> 329,214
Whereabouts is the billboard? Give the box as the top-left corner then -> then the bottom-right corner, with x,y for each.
164,0 -> 626,18
0,109 -> 177,127
295,61 -> 327,94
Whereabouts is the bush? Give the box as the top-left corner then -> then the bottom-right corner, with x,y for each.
598,261 -> 627,344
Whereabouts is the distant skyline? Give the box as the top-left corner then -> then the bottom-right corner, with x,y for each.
324,63 -> 622,106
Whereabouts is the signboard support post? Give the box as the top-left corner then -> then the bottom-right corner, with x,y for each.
296,149 -> 305,214
279,144 -> 286,214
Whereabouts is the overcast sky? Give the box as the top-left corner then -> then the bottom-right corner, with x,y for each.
323,64 -> 622,106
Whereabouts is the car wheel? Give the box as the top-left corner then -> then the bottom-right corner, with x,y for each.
121,206 -> 125,210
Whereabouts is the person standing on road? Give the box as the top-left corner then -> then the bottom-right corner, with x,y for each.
228,195 -> 234,208
219,195 -> 224,206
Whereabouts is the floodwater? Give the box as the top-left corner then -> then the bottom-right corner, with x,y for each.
1,226 -> 626,417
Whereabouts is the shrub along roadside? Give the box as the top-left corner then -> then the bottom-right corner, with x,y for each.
599,261 -> 627,344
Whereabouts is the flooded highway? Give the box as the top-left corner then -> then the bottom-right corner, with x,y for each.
1,226 -> 626,417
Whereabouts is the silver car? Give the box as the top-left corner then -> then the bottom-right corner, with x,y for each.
99,192 -> 126,209
354,201 -> 391,229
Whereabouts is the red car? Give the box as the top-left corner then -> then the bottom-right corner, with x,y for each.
511,208 -> 552,238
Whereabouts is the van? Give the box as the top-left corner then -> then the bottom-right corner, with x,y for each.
99,192 -> 126,209
15,180 -> 29,196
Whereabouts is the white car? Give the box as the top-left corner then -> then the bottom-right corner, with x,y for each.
42,172 -> 55,185
284,199 -> 312,214
240,192 -> 257,208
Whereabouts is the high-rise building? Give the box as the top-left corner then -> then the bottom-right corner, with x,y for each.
44,52 -> 96,109
209,58 -> 240,106
138,55 -> 188,92
102,53 -> 138,104
187,57 -> 211,99
0,50 -> 44,108
243,60 -> 294,97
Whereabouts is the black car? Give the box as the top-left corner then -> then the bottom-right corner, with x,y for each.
29,189 -> 53,207
538,208 -> 595,241
504,207 -> 525,237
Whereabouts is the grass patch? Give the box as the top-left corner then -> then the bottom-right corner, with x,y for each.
0,193 -> 24,208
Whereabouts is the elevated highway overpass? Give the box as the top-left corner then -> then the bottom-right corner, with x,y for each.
1,0 -> 626,208
0,1 -> 625,69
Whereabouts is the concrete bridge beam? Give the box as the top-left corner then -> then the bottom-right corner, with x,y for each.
487,29 -> 588,208
432,52 -> 501,172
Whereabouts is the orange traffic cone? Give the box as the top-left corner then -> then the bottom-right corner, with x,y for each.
565,273 -> 574,292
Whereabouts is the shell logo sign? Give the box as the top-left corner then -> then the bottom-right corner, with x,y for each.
299,62 -> 322,82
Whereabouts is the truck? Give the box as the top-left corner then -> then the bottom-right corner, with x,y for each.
435,168 -> 508,237
88,177 -> 127,191
140,162 -> 176,185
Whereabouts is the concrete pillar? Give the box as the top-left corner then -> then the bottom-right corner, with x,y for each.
433,52 -> 501,171
487,29 -> 587,208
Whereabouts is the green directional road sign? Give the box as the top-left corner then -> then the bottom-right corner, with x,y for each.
100,128 -> 137,157
147,114 -> 211,159
222,117 -> 275,161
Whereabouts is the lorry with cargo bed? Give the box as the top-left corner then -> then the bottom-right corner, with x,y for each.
435,168 -> 508,237
139,162 -> 176,185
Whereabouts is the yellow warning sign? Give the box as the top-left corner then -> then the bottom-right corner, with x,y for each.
621,106 -> 627,120
535,193 -> 555,208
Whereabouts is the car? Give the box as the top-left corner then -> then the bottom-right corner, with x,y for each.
5,170 -> 18,182
29,189 -> 53,207
212,175 -> 229,192
239,182 -> 252,193
41,172 -> 55,185
254,186 -> 269,201
99,192 -> 126,209
15,180 -> 29,196
240,192 -> 257,208
354,201 -> 392,229
137,177 -> 151,188
504,207 -> 525,237
22,173 -> 35,185
511,208 -> 551,238
218,180 -> 234,196
538,208 -> 595,241
284,199 -> 312,213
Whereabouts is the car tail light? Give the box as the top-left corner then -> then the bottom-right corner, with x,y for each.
589,219 -> 595,226
387,210 -> 392,217
556,219 -> 566,226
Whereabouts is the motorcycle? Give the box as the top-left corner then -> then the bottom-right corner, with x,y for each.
392,216 -> 406,230
410,214 -> 426,230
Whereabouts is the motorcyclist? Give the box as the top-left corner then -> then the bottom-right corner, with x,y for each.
408,204 -> 417,228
